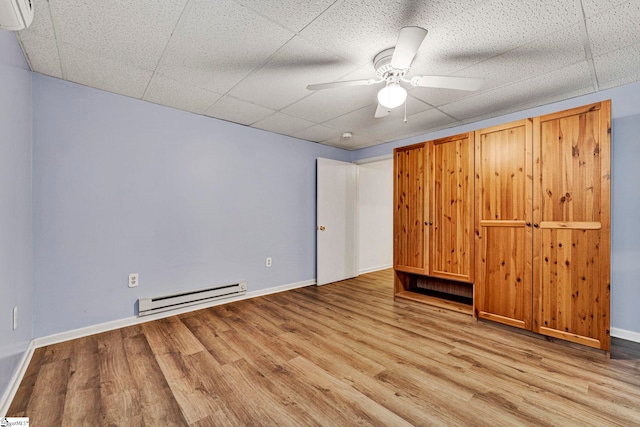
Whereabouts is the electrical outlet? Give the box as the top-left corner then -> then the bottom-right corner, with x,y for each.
13,306 -> 18,330
128,273 -> 139,288
265,257 -> 272,268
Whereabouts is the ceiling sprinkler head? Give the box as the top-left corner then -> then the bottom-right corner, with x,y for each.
341,132 -> 353,140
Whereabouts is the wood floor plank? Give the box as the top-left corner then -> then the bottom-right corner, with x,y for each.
60,336 -> 101,426
6,347 -> 46,417
24,357 -> 70,425
96,329 -> 144,426
7,269 -> 640,426
180,312 -> 243,366
286,355 -> 414,426
151,351 -> 224,425
122,329 -> 188,426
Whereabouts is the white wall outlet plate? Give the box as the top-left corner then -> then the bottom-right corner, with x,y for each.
265,257 -> 272,267
128,273 -> 139,288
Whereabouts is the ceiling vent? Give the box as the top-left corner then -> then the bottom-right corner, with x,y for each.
0,0 -> 34,31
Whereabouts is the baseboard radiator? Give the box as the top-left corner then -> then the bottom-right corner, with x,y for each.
138,281 -> 247,316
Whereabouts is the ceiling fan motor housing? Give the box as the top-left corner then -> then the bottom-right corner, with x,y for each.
374,48 -> 408,83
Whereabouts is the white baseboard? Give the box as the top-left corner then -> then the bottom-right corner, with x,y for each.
34,278 -> 315,348
611,327 -> 640,344
0,341 -> 35,417
358,264 -> 392,275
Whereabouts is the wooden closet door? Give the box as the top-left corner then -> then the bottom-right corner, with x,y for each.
533,101 -> 611,351
429,133 -> 474,282
475,120 -> 533,329
394,143 -> 427,274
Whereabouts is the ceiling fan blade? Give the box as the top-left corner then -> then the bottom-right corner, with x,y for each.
409,75 -> 484,91
390,26 -> 428,70
375,103 -> 390,118
306,79 -> 381,91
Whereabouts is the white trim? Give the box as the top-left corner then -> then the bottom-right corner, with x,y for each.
34,279 -> 315,348
358,264 -> 392,275
0,340 -> 35,417
611,327 -> 640,344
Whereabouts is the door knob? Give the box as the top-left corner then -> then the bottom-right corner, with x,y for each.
533,223 -> 539,228
318,225 -> 326,231
526,222 -> 531,227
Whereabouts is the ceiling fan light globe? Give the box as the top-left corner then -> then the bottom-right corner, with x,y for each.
378,84 -> 407,109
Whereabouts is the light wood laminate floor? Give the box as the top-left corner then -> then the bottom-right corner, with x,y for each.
8,269 -> 640,426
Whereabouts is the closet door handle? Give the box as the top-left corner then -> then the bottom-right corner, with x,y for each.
533,223 -> 539,228
526,222 -> 531,227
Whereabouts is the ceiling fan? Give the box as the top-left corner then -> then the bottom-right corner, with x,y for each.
307,27 -> 484,118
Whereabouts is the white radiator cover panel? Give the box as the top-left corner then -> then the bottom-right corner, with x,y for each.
138,281 -> 247,316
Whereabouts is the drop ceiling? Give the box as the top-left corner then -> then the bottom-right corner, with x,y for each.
15,0 -> 640,150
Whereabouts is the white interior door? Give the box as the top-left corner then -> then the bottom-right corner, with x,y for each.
316,158 -> 357,285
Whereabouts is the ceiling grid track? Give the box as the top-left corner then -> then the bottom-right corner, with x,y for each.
141,0 -> 196,100
578,0 -> 600,92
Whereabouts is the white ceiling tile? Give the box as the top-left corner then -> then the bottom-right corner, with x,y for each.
408,86 -> 475,109
59,44 -> 153,99
360,108 -> 457,143
252,112 -> 316,136
411,23 -> 587,108
594,43 -> 640,89
280,64 -> 385,122
204,96 -> 274,126
300,0 -> 485,67
20,0 -> 55,39
322,95 -> 431,133
440,61 -> 594,121
411,0 -> 584,76
323,104 -> 380,132
50,0 -> 188,71
143,74 -> 222,114
292,125 -> 343,143
235,0 -> 336,32
581,0 -> 629,17
456,24 -> 585,90
281,81 -> 382,123
322,133 -> 382,151
156,0 -> 294,94
17,32 -> 63,79
587,1 -> 640,56
228,36 -> 358,110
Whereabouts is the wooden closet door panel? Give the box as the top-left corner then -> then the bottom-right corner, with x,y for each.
475,120 -> 533,329
478,226 -> 529,328
537,228 -> 603,346
429,134 -> 474,282
394,144 -> 426,274
533,101 -> 611,350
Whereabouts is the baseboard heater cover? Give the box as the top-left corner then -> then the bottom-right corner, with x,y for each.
138,281 -> 247,316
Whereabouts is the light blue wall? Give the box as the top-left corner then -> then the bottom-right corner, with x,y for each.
610,113 -> 640,335
352,83 -> 640,336
32,75 -> 350,337
0,32 -> 33,401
